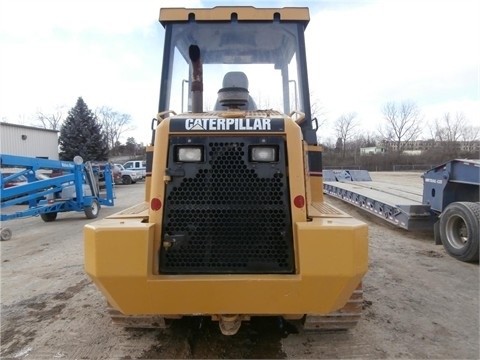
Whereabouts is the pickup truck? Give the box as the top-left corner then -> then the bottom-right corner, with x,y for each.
114,164 -> 142,185
122,160 -> 146,179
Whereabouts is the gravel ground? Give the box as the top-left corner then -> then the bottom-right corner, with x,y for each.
1,176 -> 478,359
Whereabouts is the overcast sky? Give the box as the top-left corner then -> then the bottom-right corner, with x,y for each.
0,0 -> 478,145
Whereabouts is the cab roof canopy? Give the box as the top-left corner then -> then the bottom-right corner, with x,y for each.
158,7 -> 310,66
159,6 -> 310,26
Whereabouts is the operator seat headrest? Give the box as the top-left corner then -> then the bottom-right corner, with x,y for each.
222,71 -> 249,89
215,71 -> 256,110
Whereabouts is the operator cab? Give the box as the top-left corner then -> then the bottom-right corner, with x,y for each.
158,7 -> 316,144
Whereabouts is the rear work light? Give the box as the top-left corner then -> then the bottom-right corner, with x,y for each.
249,146 -> 278,162
176,146 -> 203,162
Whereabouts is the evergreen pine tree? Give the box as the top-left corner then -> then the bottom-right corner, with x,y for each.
59,97 -> 109,161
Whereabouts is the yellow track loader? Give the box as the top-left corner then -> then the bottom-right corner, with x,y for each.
84,6 -> 368,335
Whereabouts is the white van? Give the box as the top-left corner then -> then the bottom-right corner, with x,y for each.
123,160 -> 146,179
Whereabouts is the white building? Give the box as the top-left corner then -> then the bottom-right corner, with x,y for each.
360,146 -> 386,156
0,123 -> 59,160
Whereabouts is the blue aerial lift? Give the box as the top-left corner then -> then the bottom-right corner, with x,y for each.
1,154 -> 114,240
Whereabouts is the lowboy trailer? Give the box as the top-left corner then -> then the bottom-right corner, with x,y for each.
323,159 -> 479,263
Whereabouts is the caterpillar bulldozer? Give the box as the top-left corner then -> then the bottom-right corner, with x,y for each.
84,6 -> 368,336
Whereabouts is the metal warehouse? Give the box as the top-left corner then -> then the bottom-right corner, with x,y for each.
0,123 -> 59,160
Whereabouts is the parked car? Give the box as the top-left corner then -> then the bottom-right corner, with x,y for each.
35,173 -> 51,181
1,172 -> 28,188
114,164 -> 142,185
1,171 -> 50,203
90,162 -> 121,189
109,164 -> 123,185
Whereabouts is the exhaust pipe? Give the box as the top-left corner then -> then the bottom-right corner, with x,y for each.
189,45 -> 203,113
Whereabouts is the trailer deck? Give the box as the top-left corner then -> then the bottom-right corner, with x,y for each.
323,171 -> 436,231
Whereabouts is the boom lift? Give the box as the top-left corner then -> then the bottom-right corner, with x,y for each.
84,6 -> 368,335
1,154 -> 114,240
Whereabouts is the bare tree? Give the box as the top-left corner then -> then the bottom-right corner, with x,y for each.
311,99 -> 328,145
36,106 -> 66,130
335,112 -> 359,158
444,112 -> 480,143
96,106 -> 134,152
354,131 -> 379,148
427,112 -> 479,155
379,101 -> 423,154
459,114 -> 480,154
461,124 -> 480,142
430,112 -> 465,142
310,93 -> 328,129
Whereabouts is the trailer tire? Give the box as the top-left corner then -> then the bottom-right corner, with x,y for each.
439,202 -> 479,262
85,199 -> 100,219
40,212 -> 57,222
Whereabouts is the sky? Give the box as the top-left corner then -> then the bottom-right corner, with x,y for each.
0,0 -> 478,145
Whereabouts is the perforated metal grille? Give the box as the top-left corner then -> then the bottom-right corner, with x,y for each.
160,136 -> 294,274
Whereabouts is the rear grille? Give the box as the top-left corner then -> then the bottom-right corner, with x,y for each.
159,136 -> 294,274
